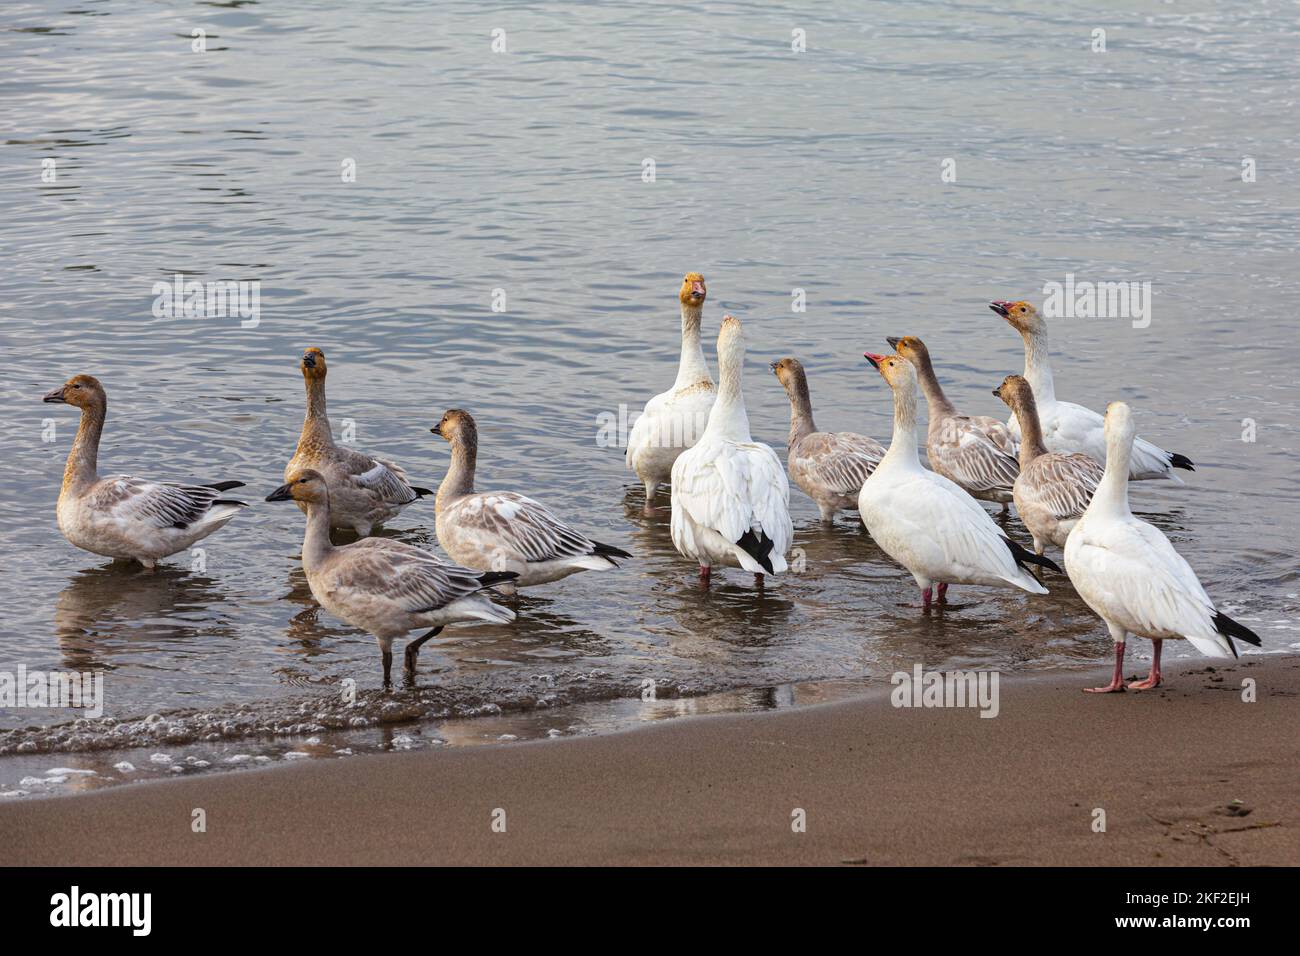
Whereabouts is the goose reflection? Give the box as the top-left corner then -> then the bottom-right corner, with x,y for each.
54,563 -> 235,670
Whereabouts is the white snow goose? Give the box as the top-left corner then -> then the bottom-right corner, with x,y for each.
771,357 -> 884,523
431,409 -> 631,594
288,347 -> 432,536
625,272 -> 716,512
266,469 -> 516,685
671,315 -> 793,584
43,375 -> 247,569
858,352 -> 1059,608
886,335 -> 1019,510
1064,402 -> 1259,693
993,374 -> 1104,555
990,300 -> 1194,480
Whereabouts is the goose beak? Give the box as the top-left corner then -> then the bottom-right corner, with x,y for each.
886,336 -> 902,350
989,301 -> 1011,318
430,424 -> 442,437
265,483 -> 294,502
864,352 -> 885,370
301,353 -> 316,369
768,361 -> 779,373
992,387 -> 1001,398
42,387 -> 67,404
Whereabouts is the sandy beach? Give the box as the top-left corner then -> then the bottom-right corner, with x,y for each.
3,654 -> 1295,867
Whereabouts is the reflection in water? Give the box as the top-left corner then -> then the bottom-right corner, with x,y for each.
53,564 -> 236,671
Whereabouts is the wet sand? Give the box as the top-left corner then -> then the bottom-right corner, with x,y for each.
3,656 -> 1296,866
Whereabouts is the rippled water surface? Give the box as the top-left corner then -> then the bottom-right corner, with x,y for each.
2,1 -> 1298,788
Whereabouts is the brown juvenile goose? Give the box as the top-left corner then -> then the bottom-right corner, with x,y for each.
770,358 -> 884,523
287,347 -> 431,535
266,469 -> 517,686
994,375 -> 1104,556
43,375 -> 246,568
887,335 -> 1019,509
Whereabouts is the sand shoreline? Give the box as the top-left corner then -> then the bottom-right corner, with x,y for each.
2,655 -> 1296,866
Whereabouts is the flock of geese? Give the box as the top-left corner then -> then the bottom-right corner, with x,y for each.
42,274 -> 1260,692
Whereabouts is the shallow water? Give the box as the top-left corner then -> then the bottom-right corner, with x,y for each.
2,1 -> 1299,788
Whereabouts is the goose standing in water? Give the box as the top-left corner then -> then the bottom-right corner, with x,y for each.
771,357 -> 884,523
266,469 -> 517,685
1065,403 -> 1259,693
858,353 -> 1058,608
43,375 -> 247,568
993,375 -> 1104,556
671,315 -> 792,583
432,409 -> 631,594
990,300 -> 1194,480
886,336 -> 1019,510
287,347 -> 431,535
625,272 -> 716,512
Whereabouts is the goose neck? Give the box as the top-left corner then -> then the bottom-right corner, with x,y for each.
63,403 -> 104,494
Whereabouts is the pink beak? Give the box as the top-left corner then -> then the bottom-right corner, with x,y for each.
989,301 -> 1014,317
864,352 -> 886,370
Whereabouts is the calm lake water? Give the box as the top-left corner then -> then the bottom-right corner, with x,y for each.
2,0 -> 1298,792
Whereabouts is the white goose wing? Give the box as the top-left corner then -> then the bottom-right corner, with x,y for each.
673,439 -> 792,561
459,493 -> 602,562
929,418 -> 1020,495
329,539 -> 494,613
89,476 -> 242,530
1018,453 -> 1104,522
865,470 -> 1035,587
1066,519 -> 1227,654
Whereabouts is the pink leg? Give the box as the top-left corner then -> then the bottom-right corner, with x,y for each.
1128,640 -> 1163,690
921,586 -> 932,609
936,583 -> 949,602
1084,641 -> 1127,694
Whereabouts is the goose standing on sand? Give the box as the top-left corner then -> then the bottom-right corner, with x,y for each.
287,347 -> 431,535
1065,403 -> 1260,693
43,375 -> 247,568
625,273 -> 716,512
267,469 -> 516,685
431,409 -> 631,594
671,315 -> 793,583
993,375 -> 1104,556
771,357 -> 884,523
990,301 -> 1194,480
886,336 -> 1019,511
858,353 -> 1059,608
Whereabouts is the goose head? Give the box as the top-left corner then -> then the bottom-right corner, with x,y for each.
716,314 -> 745,369
43,374 -> 106,412
1103,401 -> 1137,448
864,351 -> 917,393
267,468 -> 328,505
300,347 -> 328,382
431,408 -> 477,444
990,300 -> 1044,335
885,335 -> 931,370
769,357 -> 805,390
679,272 -> 707,307
992,373 -> 1034,409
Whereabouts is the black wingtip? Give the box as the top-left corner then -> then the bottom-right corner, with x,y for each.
1213,610 -> 1261,658
477,571 -> 520,589
736,529 -> 776,574
592,541 -> 633,561
410,486 -> 435,498
1003,537 -> 1062,574
205,480 -> 246,492
1169,453 -> 1195,472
